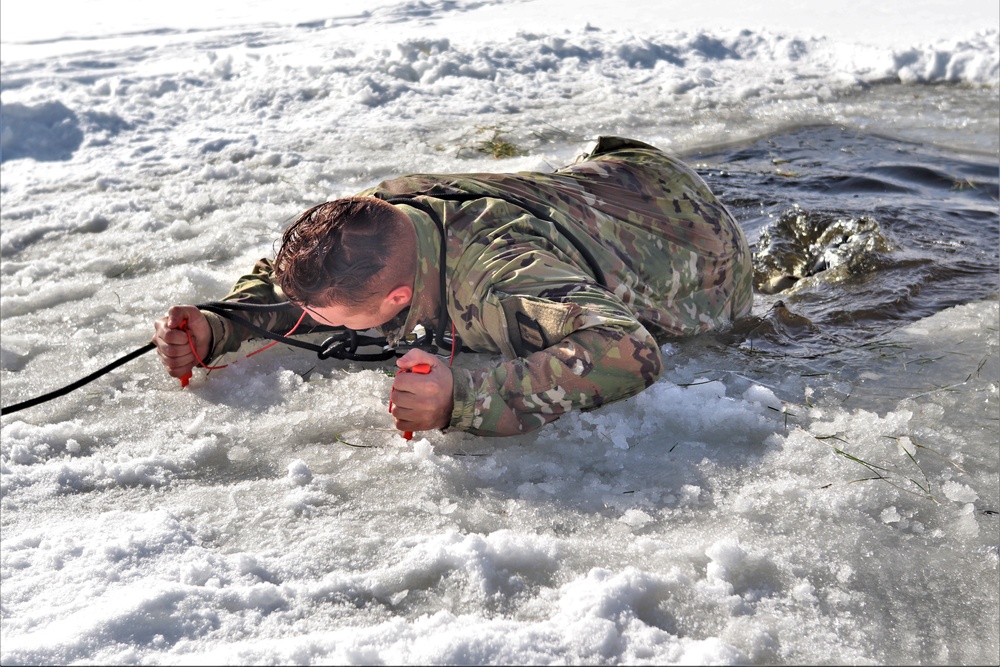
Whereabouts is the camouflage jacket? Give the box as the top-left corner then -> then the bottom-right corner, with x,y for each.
203,137 -> 752,436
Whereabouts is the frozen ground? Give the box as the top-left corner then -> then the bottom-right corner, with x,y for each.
1,1 -> 998,664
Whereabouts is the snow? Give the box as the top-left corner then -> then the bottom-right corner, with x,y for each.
2,1 -> 998,664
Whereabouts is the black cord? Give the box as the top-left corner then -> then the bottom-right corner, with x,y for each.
1,343 -> 156,416
0,301 -> 402,416
384,197 -> 452,351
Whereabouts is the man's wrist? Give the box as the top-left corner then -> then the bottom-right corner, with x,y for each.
449,367 -> 477,431
202,310 -> 235,362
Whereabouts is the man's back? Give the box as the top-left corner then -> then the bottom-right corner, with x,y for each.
363,136 -> 753,349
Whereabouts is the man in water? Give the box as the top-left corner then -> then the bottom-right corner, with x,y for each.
153,137 -> 752,437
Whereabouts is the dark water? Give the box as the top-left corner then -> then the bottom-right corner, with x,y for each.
688,125 -> 999,359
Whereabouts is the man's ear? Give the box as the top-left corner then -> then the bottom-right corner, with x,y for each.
385,285 -> 412,307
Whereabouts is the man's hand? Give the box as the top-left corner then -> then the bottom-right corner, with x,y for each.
390,349 -> 454,433
152,305 -> 211,379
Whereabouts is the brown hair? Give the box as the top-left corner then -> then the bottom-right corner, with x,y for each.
274,197 -> 413,307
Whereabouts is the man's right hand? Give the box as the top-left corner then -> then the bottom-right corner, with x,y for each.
153,305 -> 211,379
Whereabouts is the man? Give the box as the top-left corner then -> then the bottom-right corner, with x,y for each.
153,137 -> 752,437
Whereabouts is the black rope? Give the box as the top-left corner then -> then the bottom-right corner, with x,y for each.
196,301 -> 400,362
1,343 -> 156,416
198,303 -> 331,354
0,301 -> 401,416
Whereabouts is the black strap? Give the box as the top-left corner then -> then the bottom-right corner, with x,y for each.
383,197 -> 452,351
379,191 -> 608,289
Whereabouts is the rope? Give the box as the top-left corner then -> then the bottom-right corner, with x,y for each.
183,309 -> 309,373
0,301 -> 432,415
0,304 -> 362,416
0,343 -> 156,416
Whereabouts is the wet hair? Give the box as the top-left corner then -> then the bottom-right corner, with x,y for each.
274,196 -> 413,308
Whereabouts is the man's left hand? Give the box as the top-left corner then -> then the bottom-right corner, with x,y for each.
389,349 -> 454,433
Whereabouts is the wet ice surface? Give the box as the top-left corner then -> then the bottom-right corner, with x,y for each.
1,1 -> 998,664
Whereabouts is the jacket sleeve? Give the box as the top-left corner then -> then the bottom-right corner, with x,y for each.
447,250 -> 664,436
201,258 -> 314,362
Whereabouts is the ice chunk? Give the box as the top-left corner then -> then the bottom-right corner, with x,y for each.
619,509 -> 654,528
880,506 -> 901,524
411,438 -> 436,460
942,481 -> 978,504
286,459 -> 312,486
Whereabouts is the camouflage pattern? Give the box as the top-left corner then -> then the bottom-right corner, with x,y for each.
204,136 -> 752,436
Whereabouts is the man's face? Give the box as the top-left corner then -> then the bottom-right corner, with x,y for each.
301,282 -> 413,331
302,301 -> 391,331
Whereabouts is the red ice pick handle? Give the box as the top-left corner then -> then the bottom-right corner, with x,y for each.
390,363 -> 432,440
177,321 -> 192,388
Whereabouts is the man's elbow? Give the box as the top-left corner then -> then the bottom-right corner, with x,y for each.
634,333 -> 664,389
582,327 -> 663,409
623,329 -> 663,393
